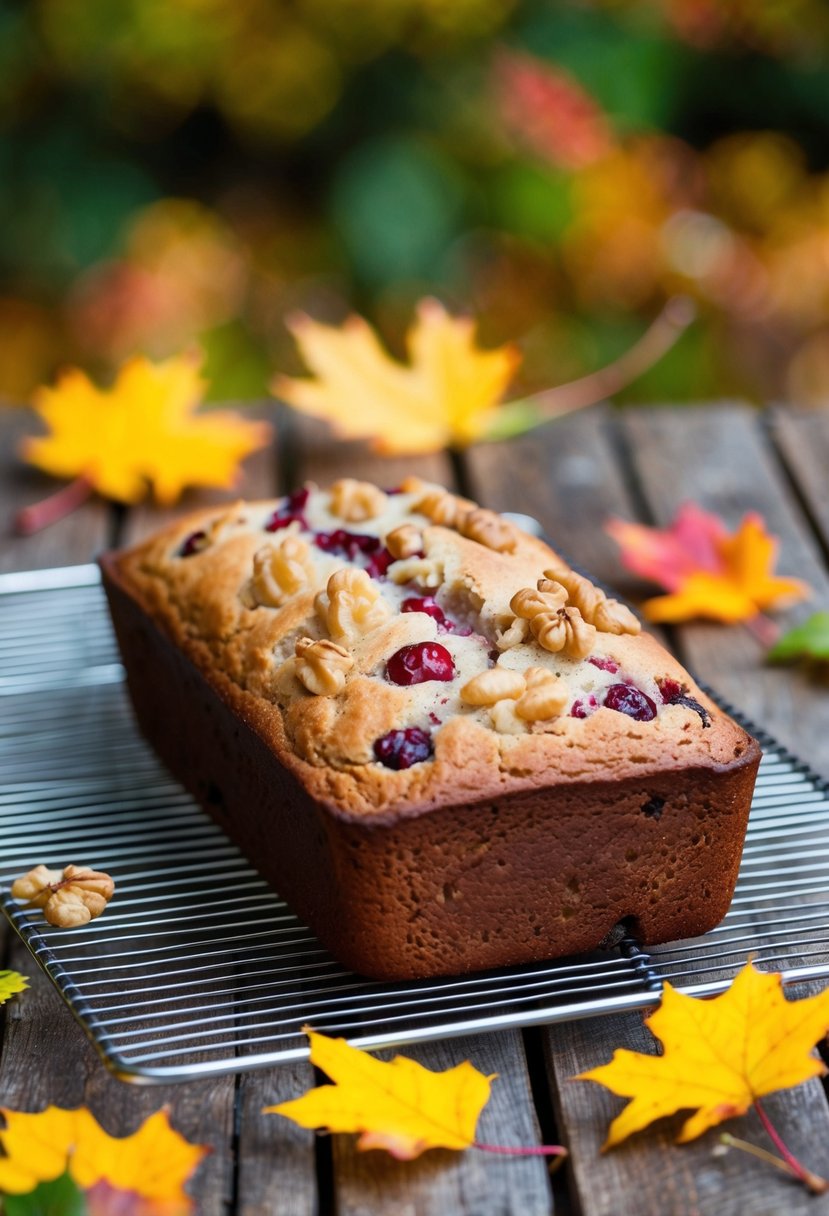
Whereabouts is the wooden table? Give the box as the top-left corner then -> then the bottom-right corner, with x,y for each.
2,402 -> 829,1216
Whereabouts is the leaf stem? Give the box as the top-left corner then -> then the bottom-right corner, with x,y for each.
14,475 -> 94,536
517,296 -> 696,418
719,1132 -> 800,1177
754,1097 -> 829,1194
474,1141 -> 568,1162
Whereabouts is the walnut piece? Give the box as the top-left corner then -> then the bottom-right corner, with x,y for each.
385,523 -> 423,560
330,478 -> 388,523
315,567 -> 390,640
494,616 -> 529,651
510,577 -> 596,658
251,536 -> 316,608
458,507 -> 517,553
509,581 -> 568,621
515,667 -> 569,721
12,863 -> 115,928
388,556 -> 445,589
544,565 -> 640,636
295,637 -> 354,695
532,606 -> 596,659
414,489 -> 477,529
489,699 -> 526,735
461,667 -> 526,706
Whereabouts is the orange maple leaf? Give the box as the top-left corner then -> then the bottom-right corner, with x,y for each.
23,352 -> 271,505
606,506 -> 809,623
0,1106 -> 208,1210
265,1029 -> 494,1160
576,961 -> 829,1148
272,298 -> 520,455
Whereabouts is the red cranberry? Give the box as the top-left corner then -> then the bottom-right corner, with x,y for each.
373,727 -> 433,769
402,596 -> 447,626
180,530 -> 208,557
365,548 -> 394,579
286,486 -> 310,511
264,487 -> 311,532
658,679 -> 711,727
266,511 -> 304,532
386,642 -> 455,686
314,530 -> 390,576
588,656 -> 619,674
603,683 -> 657,722
428,711 -> 441,726
570,695 -> 598,719
658,678 -> 683,703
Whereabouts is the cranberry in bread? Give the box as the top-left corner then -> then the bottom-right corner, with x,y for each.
100,478 -> 760,980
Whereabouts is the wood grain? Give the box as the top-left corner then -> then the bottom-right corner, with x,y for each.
768,407 -> 829,556
546,1006 -> 829,1216
0,936 -> 234,1213
332,1034 -> 553,1216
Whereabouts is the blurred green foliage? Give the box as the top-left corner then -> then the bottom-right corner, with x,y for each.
1,0 -> 829,405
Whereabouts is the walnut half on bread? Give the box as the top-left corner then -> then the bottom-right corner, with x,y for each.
100,478 -> 761,980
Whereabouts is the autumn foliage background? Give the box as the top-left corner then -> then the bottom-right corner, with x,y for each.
2,0 -> 829,407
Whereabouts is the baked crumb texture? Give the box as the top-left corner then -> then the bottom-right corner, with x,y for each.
102,479 -> 761,979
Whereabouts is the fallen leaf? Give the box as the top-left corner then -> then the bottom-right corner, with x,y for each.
768,611 -> 829,664
1,1171 -> 86,1216
576,961 -> 829,1147
0,1106 -> 208,1212
23,352 -> 271,506
273,299 -> 520,454
607,507 -> 809,623
0,972 -> 28,1004
265,1029 -> 494,1159
605,502 -> 727,591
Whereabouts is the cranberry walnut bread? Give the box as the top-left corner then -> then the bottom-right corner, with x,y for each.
100,478 -> 760,981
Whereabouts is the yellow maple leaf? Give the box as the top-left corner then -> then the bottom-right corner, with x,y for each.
265,1029 -> 494,1159
23,352 -> 271,505
0,1105 -> 208,1210
641,513 -> 809,623
577,961 -> 829,1148
272,298 -> 520,454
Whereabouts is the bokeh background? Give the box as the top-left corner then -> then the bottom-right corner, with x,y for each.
2,0 -> 829,406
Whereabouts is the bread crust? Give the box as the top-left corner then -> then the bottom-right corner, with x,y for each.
99,486 -> 761,979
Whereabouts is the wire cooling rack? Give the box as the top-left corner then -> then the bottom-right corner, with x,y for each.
2,565 -> 829,1083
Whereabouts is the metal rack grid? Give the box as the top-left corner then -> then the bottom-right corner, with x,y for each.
2,565 -> 829,1083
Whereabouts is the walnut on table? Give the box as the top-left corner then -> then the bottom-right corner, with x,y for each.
11,864 -> 115,928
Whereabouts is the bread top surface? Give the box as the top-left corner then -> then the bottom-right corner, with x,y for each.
111,477 -> 758,819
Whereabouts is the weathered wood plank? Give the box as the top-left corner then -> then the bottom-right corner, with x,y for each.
0,410 -> 110,573
768,406 -> 829,556
465,406 -> 641,590
620,404 -> 829,775
0,936 -> 234,1213
547,1004 -> 829,1216
333,1034 -> 552,1216
0,416 -> 235,1211
468,405 -> 829,1216
237,1068 -> 318,1216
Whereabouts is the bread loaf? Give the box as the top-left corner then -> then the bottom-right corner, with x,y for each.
100,479 -> 760,979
